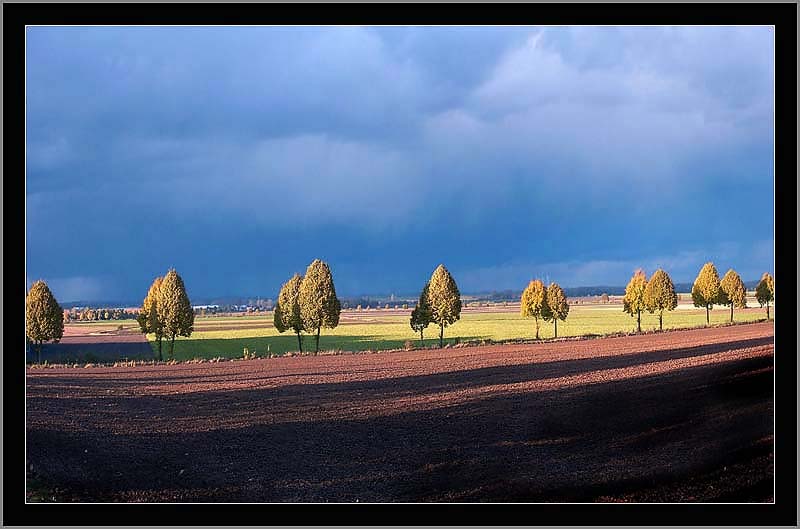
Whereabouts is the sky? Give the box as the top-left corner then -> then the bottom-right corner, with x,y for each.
25,26 -> 775,302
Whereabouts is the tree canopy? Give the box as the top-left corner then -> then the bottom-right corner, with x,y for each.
158,268 -> 194,359
520,279 -> 548,339
719,268 -> 746,322
542,282 -> 569,338
299,259 -> 341,353
275,273 -> 305,353
755,272 -> 774,319
26,280 -> 64,363
427,264 -> 462,348
410,281 -> 433,344
622,269 -> 648,333
643,268 -> 677,331
691,262 -> 722,324
138,275 -> 165,360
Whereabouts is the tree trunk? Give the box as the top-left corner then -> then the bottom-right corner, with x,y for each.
420,329 -> 424,345
706,305 -> 710,324
535,318 -> 539,340
315,327 -> 320,354
296,331 -> 303,353
439,324 -> 444,348
766,305 -> 770,320
157,337 -> 163,361
554,319 -> 557,339
730,303 -> 734,323
37,341 -> 42,364
637,311 -> 641,333
659,311 -> 663,331
170,335 -> 176,359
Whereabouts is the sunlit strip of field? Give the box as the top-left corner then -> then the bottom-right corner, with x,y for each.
146,305 -> 772,361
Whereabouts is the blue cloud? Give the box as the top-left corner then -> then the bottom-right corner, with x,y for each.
25,26 -> 774,300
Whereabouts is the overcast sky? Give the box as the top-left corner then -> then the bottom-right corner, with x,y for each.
26,26 -> 774,302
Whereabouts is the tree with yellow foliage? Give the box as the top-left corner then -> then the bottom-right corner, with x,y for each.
719,269 -> 747,322
643,269 -> 677,331
755,272 -> 774,319
274,273 -> 305,353
26,280 -> 64,363
623,269 -> 648,333
520,279 -> 548,339
138,275 -> 165,360
299,259 -> 341,354
542,282 -> 569,338
427,265 -> 462,348
691,262 -> 722,324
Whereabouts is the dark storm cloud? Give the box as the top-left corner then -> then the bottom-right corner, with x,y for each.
25,26 -> 774,301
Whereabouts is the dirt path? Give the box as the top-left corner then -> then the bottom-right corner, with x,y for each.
26,322 -> 774,502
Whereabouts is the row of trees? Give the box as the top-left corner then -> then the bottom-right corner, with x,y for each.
620,264 -> 775,334
691,263 -> 774,323
137,269 -> 195,360
690,263 -> 744,325
519,280 -> 570,338
273,259 -> 341,354
25,261 -> 777,362
622,268 -> 678,333
409,268 -> 573,344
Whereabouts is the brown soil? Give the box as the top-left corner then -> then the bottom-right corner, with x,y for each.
26,322 -> 774,502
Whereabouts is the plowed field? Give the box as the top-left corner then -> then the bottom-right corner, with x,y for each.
26,322 -> 774,502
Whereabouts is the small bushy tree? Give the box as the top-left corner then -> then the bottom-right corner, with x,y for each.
643,269 -> 677,331
274,273 -> 305,353
542,282 -> 569,338
138,276 -> 165,360
520,279 -> 548,339
691,262 -> 722,324
26,280 -> 64,363
427,265 -> 462,348
410,281 -> 432,344
299,259 -> 341,354
623,269 -> 648,333
719,269 -> 747,322
755,272 -> 774,319
158,269 -> 194,359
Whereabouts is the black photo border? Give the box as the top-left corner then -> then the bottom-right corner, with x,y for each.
4,2 -> 796,526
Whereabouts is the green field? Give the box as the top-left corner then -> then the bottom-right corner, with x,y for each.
146,303 -> 773,361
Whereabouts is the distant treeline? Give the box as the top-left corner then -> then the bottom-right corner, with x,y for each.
469,280 -> 763,302
64,307 -> 138,322
192,298 -> 273,309
339,297 -> 414,309
194,302 -> 272,315
62,282 -> 764,311
471,287 -> 623,301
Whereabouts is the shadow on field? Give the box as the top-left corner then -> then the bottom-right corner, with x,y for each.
165,334 -> 484,361
31,335 -> 773,393
26,339 -> 774,502
28,335 -> 484,364
30,342 -> 155,364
